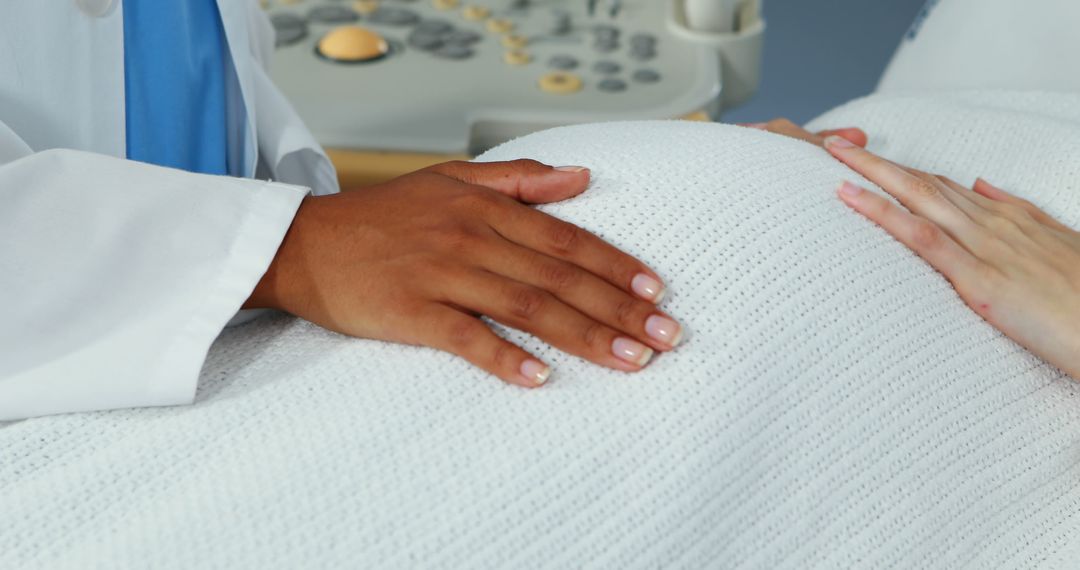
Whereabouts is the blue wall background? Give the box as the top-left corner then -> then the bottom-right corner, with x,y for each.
723,0 -> 928,125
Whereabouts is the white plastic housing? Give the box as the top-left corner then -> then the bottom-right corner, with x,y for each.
669,0 -> 765,113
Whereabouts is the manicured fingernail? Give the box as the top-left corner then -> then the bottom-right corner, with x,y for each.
824,135 -> 855,149
612,337 -> 654,366
645,315 -> 683,347
520,359 -> 551,385
631,273 -> 666,303
838,181 -> 863,197
555,165 -> 589,173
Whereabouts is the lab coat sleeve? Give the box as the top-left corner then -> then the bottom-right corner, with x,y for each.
0,146 -> 308,421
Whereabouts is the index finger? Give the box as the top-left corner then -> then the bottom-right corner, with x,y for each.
486,202 -> 667,304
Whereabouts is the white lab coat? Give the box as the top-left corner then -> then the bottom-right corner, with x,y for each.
0,0 -> 339,420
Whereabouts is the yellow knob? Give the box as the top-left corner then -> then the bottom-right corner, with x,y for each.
486,18 -> 514,33
503,50 -> 532,66
501,34 -> 527,49
433,0 -> 459,9
353,0 -> 379,15
317,26 -> 390,63
462,5 -> 490,20
538,72 -> 583,94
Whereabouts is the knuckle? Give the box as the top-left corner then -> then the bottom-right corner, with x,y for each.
580,322 -> 605,350
539,261 -> 580,292
436,223 -> 483,254
911,218 -> 943,250
491,342 -> 515,369
547,222 -> 582,254
873,198 -> 894,220
910,178 -> 940,198
613,298 -> 641,329
446,318 -> 482,351
508,286 -> 548,320
986,212 -> 1021,234
511,158 -> 545,172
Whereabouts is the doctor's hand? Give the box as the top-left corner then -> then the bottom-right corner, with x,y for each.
825,136 -> 1080,380
742,118 -> 868,149
245,159 -> 683,388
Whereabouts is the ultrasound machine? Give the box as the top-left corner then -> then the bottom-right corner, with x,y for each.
262,0 -> 765,185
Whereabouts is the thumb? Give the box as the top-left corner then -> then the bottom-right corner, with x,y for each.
425,159 -> 591,204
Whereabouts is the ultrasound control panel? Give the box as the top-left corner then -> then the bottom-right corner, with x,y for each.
264,0 -> 725,155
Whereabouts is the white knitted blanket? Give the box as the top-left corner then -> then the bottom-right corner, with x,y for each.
3,92 -> 1080,569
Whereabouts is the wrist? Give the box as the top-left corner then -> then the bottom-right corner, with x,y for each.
243,195 -> 312,311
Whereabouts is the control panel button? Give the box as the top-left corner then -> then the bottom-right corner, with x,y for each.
593,24 -> 619,40
444,29 -> 481,45
632,69 -> 661,83
597,78 -> 627,92
548,55 -> 579,70
309,5 -> 360,23
629,33 -> 657,47
415,19 -> 453,34
462,5 -> 490,21
353,0 -> 380,15
551,11 -> 572,35
538,72 -> 583,94
592,60 -> 621,74
271,13 -> 308,47
486,18 -> 514,34
629,46 -> 656,61
434,44 -> 475,59
593,40 -> 619,53
503,50 -> 532,66
316,26 -> 390,63
369,7 -> 420,26
408,31 -> 444,51
501,34 -> 527,49
275,25 -> 309,47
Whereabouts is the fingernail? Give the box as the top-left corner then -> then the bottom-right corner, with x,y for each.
520,359 -> 551,385
645,315 -> 683,347
838,181 -> 863,197
555,165 -> 589,173
631,273 -> 666,303
612,337 -> 654,366
824,135 -> 855,149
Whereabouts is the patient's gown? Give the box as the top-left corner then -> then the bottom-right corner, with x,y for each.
2,91 -> 1079,569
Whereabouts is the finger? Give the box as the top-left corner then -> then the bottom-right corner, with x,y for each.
470,239 -> 684,351
745,118 -> 820,145
741,119 -> 867,148
448,271 -> 658,372
912,171 -> 986,221
824,136 -> 982,246
485,204 -> 667,303
816,127 -> 868,148
836,181 -> 987,299
426,159 -> 590,204
973,178 -> 1072,232
420,305 -> 553,388
938,176 -> 999,211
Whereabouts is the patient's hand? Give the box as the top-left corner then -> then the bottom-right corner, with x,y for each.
743,118 -> 868,148
826,136 -> 1080,380
245,160 -> 682,388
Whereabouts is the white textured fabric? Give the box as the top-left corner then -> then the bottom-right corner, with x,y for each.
3,91 -> 1080,568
